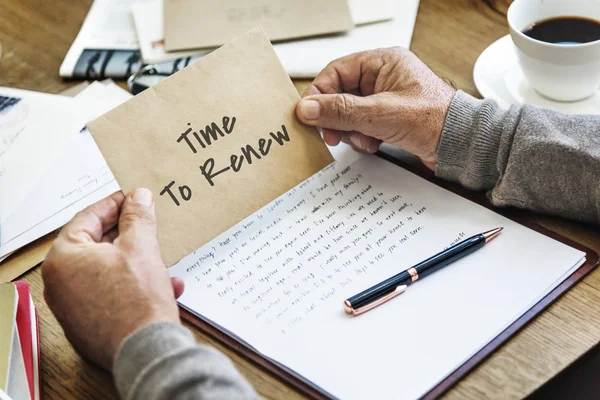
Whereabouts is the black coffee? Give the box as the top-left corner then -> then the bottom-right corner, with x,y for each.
522,16 -> 600,44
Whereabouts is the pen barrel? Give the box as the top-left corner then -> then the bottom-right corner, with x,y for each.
345,234 -> 487,310
346,270 -> 412,310
416,235 -> 485,279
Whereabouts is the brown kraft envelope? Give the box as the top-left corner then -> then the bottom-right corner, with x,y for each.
163,0 -> 354,51
88,28 -> 333,266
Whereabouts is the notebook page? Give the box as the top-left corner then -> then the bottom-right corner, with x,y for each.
170,150 -> 585,399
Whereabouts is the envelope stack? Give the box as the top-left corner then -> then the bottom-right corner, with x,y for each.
0,82 -> 132,277
59,0 -> 419,81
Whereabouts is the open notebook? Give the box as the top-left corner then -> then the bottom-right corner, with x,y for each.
170,144 -> 588,399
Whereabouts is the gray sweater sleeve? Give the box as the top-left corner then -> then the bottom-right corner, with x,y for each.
113,322 -> 258,400
436,91 -> 600,224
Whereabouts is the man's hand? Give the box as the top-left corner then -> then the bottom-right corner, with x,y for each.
42,189 -> 184,370
296,47 -> 455,170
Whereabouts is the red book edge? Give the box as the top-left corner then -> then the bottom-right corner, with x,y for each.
14,281 -> 40,400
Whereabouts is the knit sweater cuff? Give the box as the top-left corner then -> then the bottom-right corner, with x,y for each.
436,90 -> 506,191
113,322 -> 196,400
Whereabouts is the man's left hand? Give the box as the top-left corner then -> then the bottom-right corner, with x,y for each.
42,189 -> 184,370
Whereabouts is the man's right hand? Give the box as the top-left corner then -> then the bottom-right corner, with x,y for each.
295,47 -> 456,171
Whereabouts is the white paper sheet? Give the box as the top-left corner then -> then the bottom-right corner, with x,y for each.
59,0 -> 150,77
131,0 -> 419,77
27,294 -> 39,400
7,324 -> 30,400
0,83 -> 131,259
0,88 -> 83,224
171,147 -> 585,399
276,0 -> 420,78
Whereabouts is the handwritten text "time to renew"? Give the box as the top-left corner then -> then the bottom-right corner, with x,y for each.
160,116 -> 292,207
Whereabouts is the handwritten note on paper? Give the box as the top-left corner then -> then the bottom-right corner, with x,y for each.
171,153 -> 457,334
88,29 -> 333,265
163,0 -> 354,51
170,150 -> 587,400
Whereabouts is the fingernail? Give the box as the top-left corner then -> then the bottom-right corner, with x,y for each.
350,133 -> 362,148
300,100 -> 320,120
131,188 -> 153,206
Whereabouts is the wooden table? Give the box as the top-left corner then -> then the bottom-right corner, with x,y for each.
1,0 -> 599,398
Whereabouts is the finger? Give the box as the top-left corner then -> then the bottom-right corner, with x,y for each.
301,83 -> 322,97
302,80 -> 360,98
117,188 -> 158,248
347,132 -> 382,153
341,133 -> 382,153
101,226 -> 119,243
60,191 -> 125,243
171,277 -> 185,299
304,51 -> 385,97
297,93 -> 381,132
322,129 -> 342,146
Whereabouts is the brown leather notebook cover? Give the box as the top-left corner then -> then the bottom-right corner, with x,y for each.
179,152 -> 599,400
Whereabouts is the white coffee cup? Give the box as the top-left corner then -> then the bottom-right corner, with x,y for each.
507,0 -> 600,102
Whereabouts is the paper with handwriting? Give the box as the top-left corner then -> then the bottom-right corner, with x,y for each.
171,146 -> 586,399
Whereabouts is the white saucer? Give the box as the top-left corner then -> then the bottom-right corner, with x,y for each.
473,35 -> 600,114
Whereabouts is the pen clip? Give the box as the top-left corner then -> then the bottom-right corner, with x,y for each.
345,285 -> 408,316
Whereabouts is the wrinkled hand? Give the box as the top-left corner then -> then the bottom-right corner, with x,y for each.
296,47 -> 455,170
42,189 -> 184,370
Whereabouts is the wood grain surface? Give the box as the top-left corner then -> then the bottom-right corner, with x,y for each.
1,0 -> 599,399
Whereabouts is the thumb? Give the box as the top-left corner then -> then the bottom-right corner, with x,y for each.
118,188 -> 158,247
296,93 -> 381,132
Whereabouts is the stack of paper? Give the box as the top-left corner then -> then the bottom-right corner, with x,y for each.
0,82 -> 131,265
59,0 -> 419,80
0,282 -> 39,400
